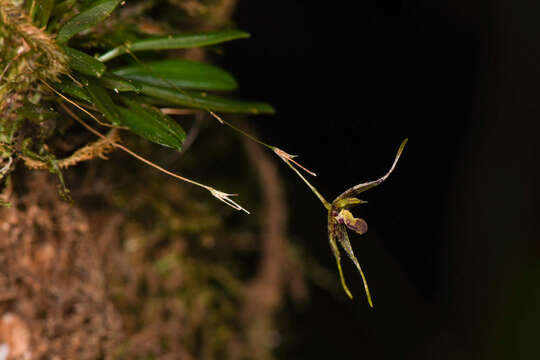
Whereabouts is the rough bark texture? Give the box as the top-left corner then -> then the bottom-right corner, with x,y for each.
0,172 -> 121,359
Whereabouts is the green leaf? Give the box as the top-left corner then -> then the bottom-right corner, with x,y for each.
112,59 -> 238,91
83,77 -> 121,124
116,98 -> 185,150
52,0 -> 76,15
33,0 -> 55,28
140,84 -> 275,114
61,46 -> 106,77
48,0 -> 75,32
98,30 -> 250,62
79,0 -> 102,11
77,78 -> 185,149
53,77 -> 92,103
56,0 -> 123,44
99,73 -> 142,93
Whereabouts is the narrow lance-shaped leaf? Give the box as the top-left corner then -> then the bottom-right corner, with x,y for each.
56,0 -> 123,44
112,59 -> 238,91
99,73 -> 142,93
53,77 -> 92,103
98,30 -> 250,62
33,0 -> 55,28
47,0 -> 76,33
139,83 -> 275,114
116,97 -> 186,150
61,46 -> 106,77
79,77 -> 185,149
83,76 -> 121,124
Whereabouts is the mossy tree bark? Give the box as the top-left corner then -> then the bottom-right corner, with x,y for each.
0,1 -> 302,358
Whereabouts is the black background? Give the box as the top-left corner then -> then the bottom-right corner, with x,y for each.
222,0 -> 540,358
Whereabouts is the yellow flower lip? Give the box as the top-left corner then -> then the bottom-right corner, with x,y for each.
336,209 -> 368,235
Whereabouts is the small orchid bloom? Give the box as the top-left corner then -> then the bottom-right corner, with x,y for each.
266,134 -> 407,307
328,139 -> 407,307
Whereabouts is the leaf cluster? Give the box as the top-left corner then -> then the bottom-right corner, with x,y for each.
49,0 -> 272,150
0,0 -> 273,206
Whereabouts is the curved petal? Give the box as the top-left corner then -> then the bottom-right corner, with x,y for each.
335,138 -> 407,201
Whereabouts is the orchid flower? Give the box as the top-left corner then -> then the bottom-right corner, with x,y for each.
328,139 -> 407,306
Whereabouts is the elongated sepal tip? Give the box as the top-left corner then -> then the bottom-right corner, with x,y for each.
336,257 -> 354,300
399,138 -> 408,153
208,188 -> 250,214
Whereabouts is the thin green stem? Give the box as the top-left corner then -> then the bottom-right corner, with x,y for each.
282,159 -> 330,210
221,118 -> 274,150
97,47 -> 122,62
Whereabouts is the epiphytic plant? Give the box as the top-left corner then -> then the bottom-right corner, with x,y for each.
0,0 -> 273,209
0,0 -> 407,306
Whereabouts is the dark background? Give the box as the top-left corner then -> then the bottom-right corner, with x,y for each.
222,0 -> 540,359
